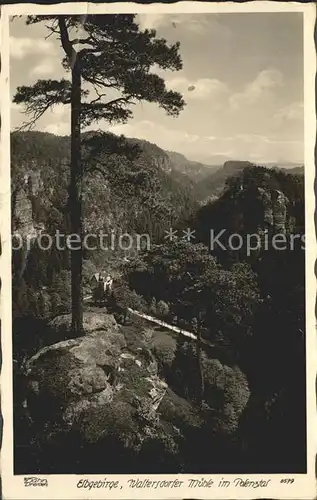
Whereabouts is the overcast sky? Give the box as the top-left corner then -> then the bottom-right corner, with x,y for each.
10,13 -> 304,165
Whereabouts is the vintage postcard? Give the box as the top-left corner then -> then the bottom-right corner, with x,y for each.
1,1 -> 316,499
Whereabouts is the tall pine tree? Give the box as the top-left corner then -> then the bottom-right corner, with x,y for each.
14,15 -> 185,333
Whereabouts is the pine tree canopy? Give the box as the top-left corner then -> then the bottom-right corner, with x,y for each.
13,14 -> 185,129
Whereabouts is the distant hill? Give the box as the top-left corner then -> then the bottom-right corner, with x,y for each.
195,153 -> 232,166
193,160 -> 253,202
265,161 -> 304,170
287,166 -> 304,175
273,165 -> 304,176
192,160 -> 305,203
165,150 -> 219,181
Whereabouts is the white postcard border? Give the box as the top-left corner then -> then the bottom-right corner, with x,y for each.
1,2 -> 316,499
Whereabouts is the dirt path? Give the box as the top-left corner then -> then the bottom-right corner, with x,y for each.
84,294 -> 215,348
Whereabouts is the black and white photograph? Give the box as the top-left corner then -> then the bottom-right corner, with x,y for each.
1,2 -> 316,499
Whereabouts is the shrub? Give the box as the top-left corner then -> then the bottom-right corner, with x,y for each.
149,297 -> 157,316
153,343 -> 176,376
111,283 -> 147,318
82,259 -> 98,288
156,300 -> 170,318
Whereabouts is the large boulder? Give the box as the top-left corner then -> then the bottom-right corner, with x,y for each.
22,313 -> 186,472
48,311 -> 118,336
24,313 -> 161,420
21,314 -> 251,473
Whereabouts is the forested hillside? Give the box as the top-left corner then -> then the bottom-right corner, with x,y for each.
11,131 -> 198,238
11,130 -> 198,319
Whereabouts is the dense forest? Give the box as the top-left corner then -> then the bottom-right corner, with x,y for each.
12,130 -> 305,474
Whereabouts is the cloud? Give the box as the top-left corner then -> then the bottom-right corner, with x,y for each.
273,101 -> 304,122
51,104 -> 69,117
137,14 -> 170,31
179,17 -> 209,34
44,121 -> 70,136
30,61 -> 56,77
229,68 -> 284,111
109,120 -> 196,144
108,120 -> 216,157
183,16 -> 231,38
223,133 -> 303,163
11,101 -> 23,112
107,120 -> 298,163
10,36 -> 55,59
235,133 -> 271,144
22,108 -> 302,164
42,104 -> 70,135
11,101 -> 25,130
137,14 -> 232,40
137,14 -> 206,32
167,75 -> 229,101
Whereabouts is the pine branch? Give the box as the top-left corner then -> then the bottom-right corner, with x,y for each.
70,37 -> 92,45
13,79 -> 76,130
83,74 -> 119,90
89,92 -> 107,105
15,101 -> 53,131
14,15 -> 186,128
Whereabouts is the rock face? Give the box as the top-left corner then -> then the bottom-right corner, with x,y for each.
12,186 -> 34,236
12,180 -> 46,281
258,187 -> 289,233
12,170 -> 45,235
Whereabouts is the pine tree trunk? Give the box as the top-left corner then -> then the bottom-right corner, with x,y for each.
70,58 -> 83,334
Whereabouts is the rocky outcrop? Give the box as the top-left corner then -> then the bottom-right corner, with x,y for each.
12,169 -> 45,232
22,314 -> 176,466
272,189 -> 288,233
258,187 -> 289,233
49,311 -> 118,336
11,180 -> 46,281
12,186 -> 35,237
20,312 -> 251,472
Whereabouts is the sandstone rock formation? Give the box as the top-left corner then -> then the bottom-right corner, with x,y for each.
21,312 -> 251,472
258,187 -> 289,233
